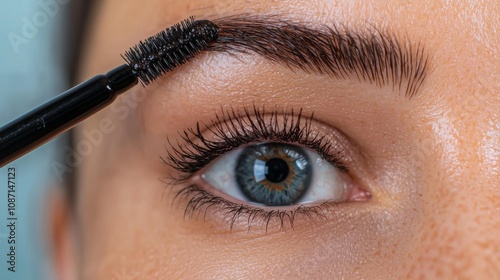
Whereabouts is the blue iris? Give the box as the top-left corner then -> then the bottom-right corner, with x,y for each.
235,143 -> 312,206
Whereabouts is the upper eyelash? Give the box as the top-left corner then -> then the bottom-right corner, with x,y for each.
162,106 -> 348,180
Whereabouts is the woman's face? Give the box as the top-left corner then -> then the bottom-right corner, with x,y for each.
58,0 -> 499,279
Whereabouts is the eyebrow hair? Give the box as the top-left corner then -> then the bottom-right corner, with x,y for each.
209,15 -> 429,98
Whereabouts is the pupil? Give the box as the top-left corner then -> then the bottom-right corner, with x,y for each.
265,158 -> 289,183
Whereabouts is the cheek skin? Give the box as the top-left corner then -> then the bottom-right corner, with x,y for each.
74,0 -> 500,279
79,158 -> 422,279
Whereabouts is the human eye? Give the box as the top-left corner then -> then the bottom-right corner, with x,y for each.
163,106 -> 370,232
203,142 -> 347,206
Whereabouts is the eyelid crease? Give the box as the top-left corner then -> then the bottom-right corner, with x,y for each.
208,14 -> 429,98
162,106 -> 348,182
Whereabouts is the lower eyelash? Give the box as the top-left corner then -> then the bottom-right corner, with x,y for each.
172,184 -> 340,232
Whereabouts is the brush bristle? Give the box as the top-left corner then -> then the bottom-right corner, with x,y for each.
122,17 -> 218,85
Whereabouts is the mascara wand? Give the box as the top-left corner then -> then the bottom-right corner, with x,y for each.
0,17 -> 218,167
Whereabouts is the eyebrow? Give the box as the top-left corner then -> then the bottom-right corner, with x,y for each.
209,15 -> 429,98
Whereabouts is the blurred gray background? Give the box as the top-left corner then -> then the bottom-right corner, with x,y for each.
0,1 -> 92,279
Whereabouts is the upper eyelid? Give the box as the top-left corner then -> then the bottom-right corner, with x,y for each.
162,106 -> 349,180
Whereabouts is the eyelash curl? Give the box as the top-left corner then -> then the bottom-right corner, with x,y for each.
162,106 -> 350,231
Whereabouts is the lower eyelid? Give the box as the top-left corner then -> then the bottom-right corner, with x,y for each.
169,182 -> 369,233
165,160 -> 371,232
179,163 -> 370,209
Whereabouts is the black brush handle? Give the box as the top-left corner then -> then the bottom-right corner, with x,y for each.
0,64 -> 137,167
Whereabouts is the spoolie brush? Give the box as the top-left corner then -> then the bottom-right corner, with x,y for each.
0,17 -> 219,167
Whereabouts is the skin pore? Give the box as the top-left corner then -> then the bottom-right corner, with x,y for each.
52,0 -> 499,279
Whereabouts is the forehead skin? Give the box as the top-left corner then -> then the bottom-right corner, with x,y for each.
75,0 -> 500,279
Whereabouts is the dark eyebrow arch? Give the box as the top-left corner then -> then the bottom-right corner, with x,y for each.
209,15 -> 429,98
